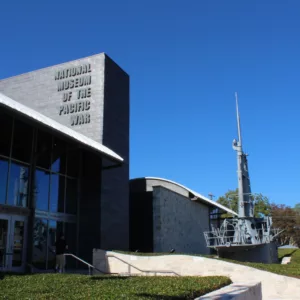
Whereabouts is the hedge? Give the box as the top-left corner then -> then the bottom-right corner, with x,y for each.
0,274 -> 231,300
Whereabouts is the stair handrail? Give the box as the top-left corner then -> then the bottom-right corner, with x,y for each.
64,253 -> 116,275
106,254 -> 180,276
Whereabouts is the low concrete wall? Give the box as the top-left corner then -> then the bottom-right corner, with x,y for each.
93,249 -> 300,299
197,282 -> 262,300
93,249 -> 179,275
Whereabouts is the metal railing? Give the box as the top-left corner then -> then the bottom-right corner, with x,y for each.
106,254 -> 180,276
64,253 -> 116,276
204,229 -> 238,247
204,229 -> 267,247
2,252 -> 179,277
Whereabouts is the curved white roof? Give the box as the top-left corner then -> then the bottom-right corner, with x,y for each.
0,92 -> 123,163
142,177 -> 238,216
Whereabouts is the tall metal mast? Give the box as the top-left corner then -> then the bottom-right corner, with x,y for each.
235,92 -> 245,217
232,93 -> 253,218
236,92 -> 242,147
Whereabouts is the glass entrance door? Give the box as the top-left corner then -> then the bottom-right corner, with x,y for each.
0,214 -> 27,272
0,216 -> 10,270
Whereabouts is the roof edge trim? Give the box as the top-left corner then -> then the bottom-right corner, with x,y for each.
0,93 -> 123,163
132,176 -> 238,216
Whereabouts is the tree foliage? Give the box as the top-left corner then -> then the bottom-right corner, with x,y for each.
294,203 -> 300,214
217,188 -> 271,218
272,204 -> 300,247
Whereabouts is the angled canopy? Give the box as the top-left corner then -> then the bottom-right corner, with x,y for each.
0,92 -> 123,163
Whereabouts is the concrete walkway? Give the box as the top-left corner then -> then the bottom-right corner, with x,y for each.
100,252 -> 300,300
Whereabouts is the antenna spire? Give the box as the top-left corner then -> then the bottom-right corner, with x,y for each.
235,92 -> 242,147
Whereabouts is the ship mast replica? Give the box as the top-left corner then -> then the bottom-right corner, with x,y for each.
204,93 -> 282,263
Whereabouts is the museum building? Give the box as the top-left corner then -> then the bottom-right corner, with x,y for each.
0,53 -> 130,272
129,177 -> 237,254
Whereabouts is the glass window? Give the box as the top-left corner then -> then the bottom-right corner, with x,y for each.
0,112 -> 13,157
48,220 -> 57,270
12,119 -> 33,163
0,158 -> 9,205
33,218 -> 48,269
50,174 -> 65,213
49,221 -> 64,269
65,178 -> 77,215
35,169 -> 50,211
7,162 -> 29,207
12,220 -> 25,267
36,131 -> 52,170
65,222 -> 77,268
0,219 -> 8,268
56,221 -> 64,238
51,138 -> 67,174
67,149 -> 80,178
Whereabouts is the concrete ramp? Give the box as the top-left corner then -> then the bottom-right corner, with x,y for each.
93,250 -> 300,299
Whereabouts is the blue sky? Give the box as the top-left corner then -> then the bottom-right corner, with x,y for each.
1,1 -> 300,207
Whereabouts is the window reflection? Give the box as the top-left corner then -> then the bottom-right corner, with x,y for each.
52,138 -> 67,174
12,119 -> 33,163
47,220 -> 64,269
12,221 -> 25,267
34,169 -> 50,211
33,218 -> 48,269
66,178 -> 77,215
65,223 -> 77,268
0,112 -> 13,157
48,220 -> 57,269
67,149 -> 80,178
0,219 -> 8,268
8,162 -> 29,207
0,158 -> 8,205
0,116 -> 80,214
33,218 -> 74,270
50,174 -> 65,213
36,131 -> 52,170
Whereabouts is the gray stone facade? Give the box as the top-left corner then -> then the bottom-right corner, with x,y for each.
129,178 -> 214,254
152,186 -> 210,254
0,53 -> 130,251
0,54 -> 105,141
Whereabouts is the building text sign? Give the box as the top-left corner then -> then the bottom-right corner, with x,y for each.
55,63 -> 92,126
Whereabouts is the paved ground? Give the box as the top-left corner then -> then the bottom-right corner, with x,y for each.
103,252 -> 300,300
186,257 -> 300,300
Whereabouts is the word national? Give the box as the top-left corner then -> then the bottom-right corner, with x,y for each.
55,64 -> 91,80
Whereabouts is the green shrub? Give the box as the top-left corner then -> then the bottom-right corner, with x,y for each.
0,274 -> 231,300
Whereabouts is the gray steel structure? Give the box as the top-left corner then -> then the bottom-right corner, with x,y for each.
204,93 -> 281,263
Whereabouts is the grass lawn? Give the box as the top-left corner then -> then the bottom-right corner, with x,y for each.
278,248 -> 297,260
230,249 -> 300,279
0,274 -> 231,300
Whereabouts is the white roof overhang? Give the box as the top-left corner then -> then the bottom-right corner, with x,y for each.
0,92 -> 123,163
144,177 -> 238,216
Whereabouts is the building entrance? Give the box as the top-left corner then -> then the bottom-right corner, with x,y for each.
0,214 -> 27,272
